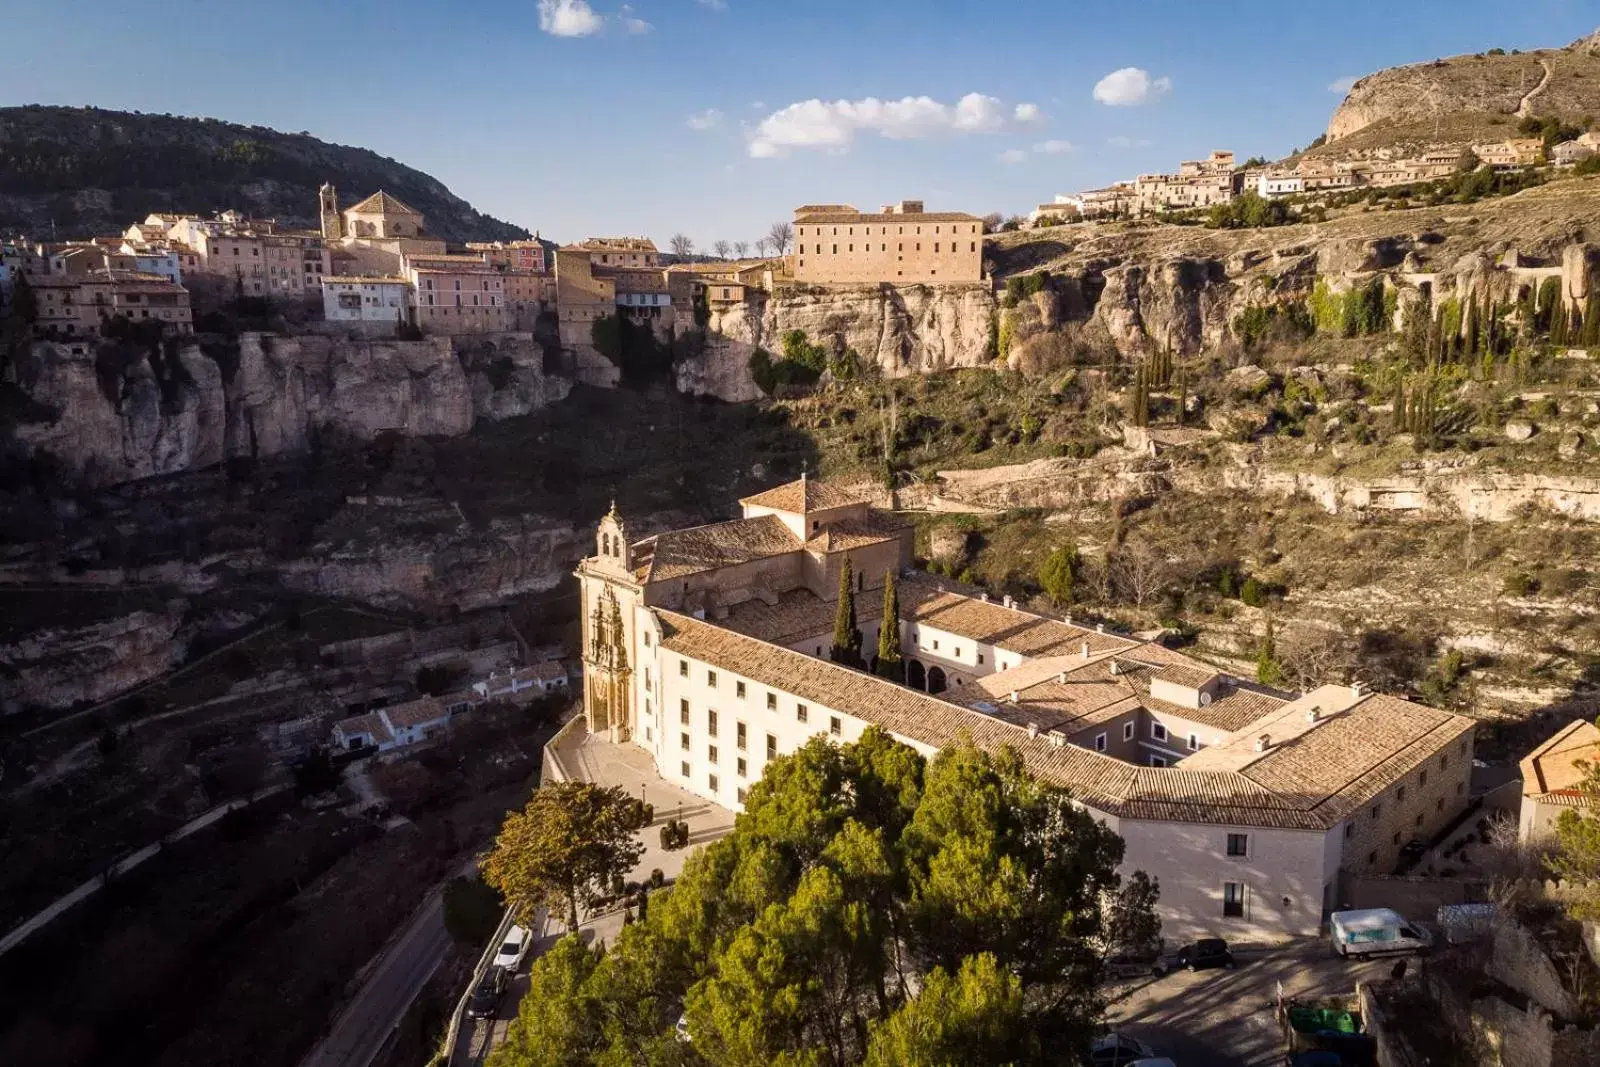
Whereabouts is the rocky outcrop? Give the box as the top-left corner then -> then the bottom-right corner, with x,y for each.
677,283 -> 996,402
0,601 -> 186,713
5,333 -> 568,487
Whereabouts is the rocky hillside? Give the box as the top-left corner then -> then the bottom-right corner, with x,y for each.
4,333 -> 568,486
1320,30 -> 1600,153
0,106 -> 528,241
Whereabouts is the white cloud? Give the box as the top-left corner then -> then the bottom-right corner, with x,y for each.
1328,75 -> 1359,95
687,108 -> 724,131
749,100 -> 765,110
620,4 -> 651,32
1093,67 -> 1171,107
999,148 -> 1029,164
1013,102 -> 1043,123
1034,139 -> 1074,155
538,0 -> 604,36
748,92 -> 1031,158
1107,135 -> 1152,149
698,0 -> 728,9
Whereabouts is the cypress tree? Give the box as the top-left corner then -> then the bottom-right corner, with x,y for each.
1463,295 -> 1478,356
1392,378 -> 1407,432
875,572 -> 902,682
831,556 -> 862,667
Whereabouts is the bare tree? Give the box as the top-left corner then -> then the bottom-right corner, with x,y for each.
733,240 -> 749,258
712,240 -> 731,260
981,212 -> 1004,234
1275,623 -> 1359,691
754,236 -> 772,257
767,220 -> 794,255
669,233 -> 695,259
1107,537 -> 1172,611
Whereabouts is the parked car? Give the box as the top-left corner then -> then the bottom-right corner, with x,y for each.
1089,1033 -> 1157,1065
1103,944 -> 1164,981
467,967 -> 508,1019
1152,937 -> 1235,976
1329,909 -> 1432,960
495,924 -> 531,972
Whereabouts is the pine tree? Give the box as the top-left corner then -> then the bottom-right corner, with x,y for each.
875,572 -> 903,682
831,557 -> 863,668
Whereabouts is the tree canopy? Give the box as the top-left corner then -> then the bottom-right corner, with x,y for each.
1037,545 -> 1080,608
483,781 -> 651,929
1549,733 -> 1600,922
831,557 -> 863,668
490,729 -> 1153,1067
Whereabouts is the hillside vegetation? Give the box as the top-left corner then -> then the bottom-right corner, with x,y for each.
0,105 -> 528,241
1320,30 -> 1600,152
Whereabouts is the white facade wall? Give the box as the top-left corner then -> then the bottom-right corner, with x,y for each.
322,279 -> 411,323
1117,819 -> 1332,944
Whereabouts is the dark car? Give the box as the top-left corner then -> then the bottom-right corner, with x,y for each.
1088,1033 -> 1157,1065
467,968 -> 508,1019
1152,937 -> 1235,976
1102,944 -> 1164,981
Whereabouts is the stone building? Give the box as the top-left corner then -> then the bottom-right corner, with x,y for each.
574,479 -> 1478,943
792,201 -> 984,285
409,263 -> 506,334
30,271 -> 193,338
469,239 -> 549,273
321,275 -> 411,326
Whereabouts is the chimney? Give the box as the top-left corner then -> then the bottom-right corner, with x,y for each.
1047,729 -> 1066,747
1096,623 -> 1105,633
1081,641 -> 1090,659
1026,722 -> 1039,737
1306,706 -> 1320,724
1109,659 -> 1121,676
1003,595 -> 1015,609
1255,734 -> 1271,752
1350,680 -> 1366,698
979,592 -> 989,603
1057,671 -> 1069,684
1008,691 -> 1020,704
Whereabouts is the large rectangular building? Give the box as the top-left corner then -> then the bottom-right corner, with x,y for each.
576,480 -> 1477,944
792,201 -> 984,285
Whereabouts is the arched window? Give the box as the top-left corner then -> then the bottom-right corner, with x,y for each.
602,533 -> 611,556
928,666 -> 947,695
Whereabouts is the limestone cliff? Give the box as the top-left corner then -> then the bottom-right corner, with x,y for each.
0,601 -> 187,713
676,283 -> 996,402
4,333 -> 568,486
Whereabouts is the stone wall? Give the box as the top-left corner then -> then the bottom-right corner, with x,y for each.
1492,920 -> 1581,1021
1359,982 -> 1423,1067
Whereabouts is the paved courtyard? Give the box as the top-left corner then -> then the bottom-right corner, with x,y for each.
556,723 -> 737,883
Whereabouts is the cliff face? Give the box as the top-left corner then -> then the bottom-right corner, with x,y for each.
5,333 -> 568,486
677,283 -> 997,402
0,603 -> 186,714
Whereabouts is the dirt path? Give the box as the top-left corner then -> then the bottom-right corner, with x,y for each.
1517,59 -> 1553,118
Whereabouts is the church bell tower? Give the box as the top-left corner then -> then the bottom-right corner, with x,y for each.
319,183 -> 343,242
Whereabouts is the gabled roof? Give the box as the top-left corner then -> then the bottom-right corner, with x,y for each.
346,191 -> 422,217
638,514 -> 801,584
1521,719 -> 1600,800
739,478 -> 871,515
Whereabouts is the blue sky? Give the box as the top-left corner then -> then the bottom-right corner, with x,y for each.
1,0 -> 1595,246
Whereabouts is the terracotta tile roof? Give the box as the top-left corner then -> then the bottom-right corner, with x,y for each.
720,588 -> 880,646
346,191 -> 422,217
1520,719 -> 1600,799
1154,663 -> 1219,688
794,210 -> 982,225
639,514 -> 801,583
902,577 -> 1138,659
1140,685 -> 1288,734
739,478 -> 872,514
382,696 -> 448,729
803,513 -> 911,553
657,611 -> 1462,830
334,710 -> 394,746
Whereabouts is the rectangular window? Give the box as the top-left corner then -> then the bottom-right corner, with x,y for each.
1150,755 -> 1168,768
1151,722 -> 1168,742
767,734 -> 777,758
708,744 -> 718,764
737,722 -> 747,750
1344,823 -> 1355,839
797,703 -> 808,724
767,692 -> 777,710
1188,733 -> 1200,751
1223,882 -> 1245,918
736,680 -> 746,699
1370,803 -> 1381,819
681,761 -> 691,778
736,786 -> 747,804
1396,785 -> 1407,801
978,653 -> 984,665
1419,770 -> 1428,786
644,668 -> 651,688
680,699 -> 690,725
737,757 -> 747,778
708,710 -> 719,736
679,659 -> 688,677
709,773 -> 719,793
1124,721 -> 1135,741
1094,733 -> 1107,752
830,716 -> 842,737
1226,833 -> 1249,857
707,670 -> 717,688
680,732 -> 690,751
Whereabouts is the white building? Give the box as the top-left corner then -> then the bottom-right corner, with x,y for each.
473,662 -> 569,702
321,275 -> 412,324
1256,173 -> 1305,198
332,696 -> 450,752
575,480 -> 1478,944
122,245 -> 183,284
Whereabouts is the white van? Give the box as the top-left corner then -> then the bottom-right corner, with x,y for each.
494,924 -> 531,972
1329,908 -> 1433,960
